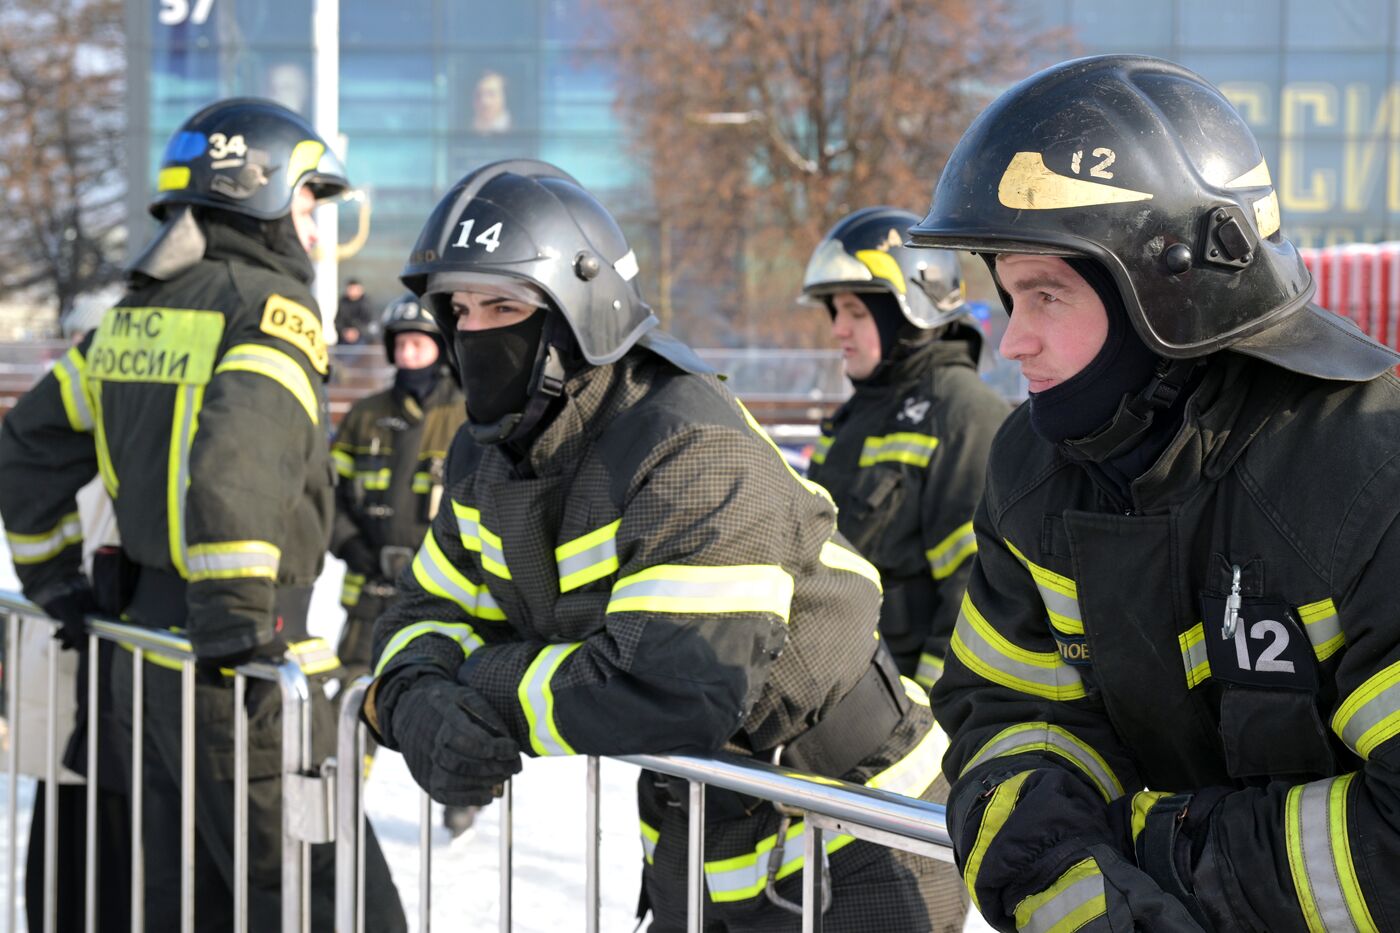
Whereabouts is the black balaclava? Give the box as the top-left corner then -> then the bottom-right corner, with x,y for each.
1024,258 -> 1161,445
393,363 -> 439,403
830,292 -> 938,386
454,310 -> 549,425
200,207 -> 314,281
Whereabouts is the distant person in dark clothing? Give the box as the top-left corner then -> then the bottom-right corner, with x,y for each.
337,278 -> 374,345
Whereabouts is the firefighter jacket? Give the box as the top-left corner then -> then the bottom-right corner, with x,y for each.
931,352 -> 1400,932
368,349 -> 945,904
0,224 -> 334,659
808,334 -> 1009,690
330,376 -> 464,614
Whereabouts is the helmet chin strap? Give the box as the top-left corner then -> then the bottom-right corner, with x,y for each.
464,316 -> 569,446
1060,357 -> 1203,463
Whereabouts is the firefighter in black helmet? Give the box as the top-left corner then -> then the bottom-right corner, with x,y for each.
0,98 -> 405,930
366,160 -> 961,931
907,55 -> 1400,932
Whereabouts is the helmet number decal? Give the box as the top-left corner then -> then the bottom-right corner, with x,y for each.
208,132 -> 248,169
1070,147 -> 1116,179
452,219 -> 504,253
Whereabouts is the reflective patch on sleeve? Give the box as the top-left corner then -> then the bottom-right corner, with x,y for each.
331,448 -> 354,478
818,540 -> 882,593
1012,857 -> 1108,933
186,540 -> 280,582
607,564 -> 795,623
53,346 -> 95,432
1004,538 -> 1083,636
809,434 -> 833,466
1285,773 -> 1377,933
961,721 -> 1123,802
639,820 -> 659,866
556,519 -> 621,593
409,529 -> 505,621
287,637 -> 341,676
340,572 -> 364,607
1179,622 -> 1212,688
859,432 -> 939,468
7,512 -> 82,564
1130,791 -> 1172,846
1332,658 -> 1400,759
452,500 -> 482,552
411,471 -> 433,494
1298,598 -> 1344,662
949,593 -> 1086,701
215,343 -> 319,425
927,521 -> 977,581
914,652 -> 944,690
963,770 -> 1033,913
167,383 -> 204,577
259,294 -> 328,375
518,642 -> 583,756
374,621 -> 483,677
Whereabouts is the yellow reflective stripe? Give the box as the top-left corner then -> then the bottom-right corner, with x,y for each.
1332,657 -> 1400,760
451,500 -> 482,552
411,472 -> 433,494
374,621 -> 483,677
735,398 -> 834,506
901,675 -> 931,707
1299,598 -> 1345,662
518,642 -> 582,756
927,521 -> 977,581
53,347 -> 94,432
7,512 -> 83,564
186,540 -> 280,582
963,770 -> 1033,913
914,652 -> 943,690
167,383 -> 202,578
331,448 -> 355,478
818,540 -> 882,593
478,524 -> 511,580
1130,791 -> 1172,845
1004,538 -> 1083,636
1180,622 -> 1211,688
88,378 -> 118,495
640,819 -> 659,865
810,434 -> 833,466
358,468 -> 391,490
556,519 -> 621,593
961,721 -> 1123,801
215,343 -> 319,425
858,432 -> 939,468
288,637 -> 340,675
607,564 -> 795,623
1013,856 -> 1107,933
341,572 -> 365,607
1285,773 -> 1377,933
409,530 -> 505,620
950,594 -> 1086,702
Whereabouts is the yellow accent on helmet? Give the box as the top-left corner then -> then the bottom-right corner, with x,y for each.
287,140 -> 327,188
854,249 -> 907,293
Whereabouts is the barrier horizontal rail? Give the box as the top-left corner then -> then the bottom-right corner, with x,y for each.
0,590 -> 320,933
334,675 -> 954,933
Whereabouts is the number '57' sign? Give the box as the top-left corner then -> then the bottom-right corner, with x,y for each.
159,0 -> 214,26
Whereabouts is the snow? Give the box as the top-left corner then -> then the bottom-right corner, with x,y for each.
0,544 -> 993,932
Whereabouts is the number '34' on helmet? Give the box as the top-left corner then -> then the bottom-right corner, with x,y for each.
801,206 -> 966,329
907,54 -> 1400,381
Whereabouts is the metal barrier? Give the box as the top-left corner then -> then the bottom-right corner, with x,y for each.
334,677 -> 954,933
0,591 -> 328,933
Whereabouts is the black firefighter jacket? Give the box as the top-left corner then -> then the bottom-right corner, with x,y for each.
932,353 -> 1400,932
330,377 -> 464,615
808,335 -> 1009,690
367,349 -> 943,904
0,225 -> 334,658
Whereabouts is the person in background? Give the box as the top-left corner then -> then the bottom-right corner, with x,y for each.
336,277 -> 374,345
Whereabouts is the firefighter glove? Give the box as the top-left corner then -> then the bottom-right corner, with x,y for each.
35,577 -> 98,651
389,674 -> 522,807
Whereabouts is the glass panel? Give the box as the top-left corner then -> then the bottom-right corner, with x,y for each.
444,52 -> 538,134
444,0 -> 539,46
340,51 -> 437,133
542,0 -> 612,45
1063,0 -> 1173,49
341,0 -> 434,47
1285,0 -> 1391,50
444,134 -> 540,178
241,51 -> 315,116
346,134 -> 436,188
542,51 -> 619,134
1178,0 -> 1282,49
537,135 -> 640,194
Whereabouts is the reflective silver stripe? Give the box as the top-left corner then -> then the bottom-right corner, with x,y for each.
1333,659 -> 1400,760
453,501 -> 481,550
171,383 -> 199,575
1286,774 -> 1376,932
926,522 -> 977,580
411,533 -> 479,611
914,653 -> 943,688
962,722 -> 1122,801
1299,598 -> 1344,661
186,544 -> 280,580
640,822 -> 659,865
609,574 -> 793,613
375,621 -> 484,677
704,822 -> 830,901
858,432 -> 939,467
519,643 -> 582,756
287,638 -> 340,675
1005,539 -> 1083,635
480,527 -> 510,579
7,513 -> 83,563
557,537 -> 618,592
55,349 -> 94,431
950,595 -> 1085,701
1018,864 -> 1106,933
1180,623 -> 1210,688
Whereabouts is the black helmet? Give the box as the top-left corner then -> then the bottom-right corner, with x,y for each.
150,97 -> 349,222
801,207 -> 966,328
402,159 -> 655,365
908,54 -> 1400,381
381,292 -> 443,366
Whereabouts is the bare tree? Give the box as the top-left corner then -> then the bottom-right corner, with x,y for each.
0,0 -> 126,326
602,0 -> 1051,346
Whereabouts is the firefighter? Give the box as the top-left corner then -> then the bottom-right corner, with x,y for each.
802,208 -> 1009,691
364,160 -> 964,931
907,54 -> 1400,931
0,98 -> 406,931
329,292 -> 476,833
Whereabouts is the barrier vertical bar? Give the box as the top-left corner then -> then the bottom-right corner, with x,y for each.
300,678 -> 314,933
687,781 -> 705,933
130,647 -> 145,933
278,660 -> 308,933
180,660 -> 196,933
586,756 -> 600,933
5,613 -> 18,933
42,621 -> 58,933
234,674 -> 249,932
84,632 -> 98,933
802,822 -> 824,933
419,791 -> 431,931
499,779 -> 512,933
356,722 -> 365,932
335,679 -> 366,933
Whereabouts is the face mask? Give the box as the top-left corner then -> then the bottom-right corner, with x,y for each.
453,311 -> 547,425
393,363 -> 438,403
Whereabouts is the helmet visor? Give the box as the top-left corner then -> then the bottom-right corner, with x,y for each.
801,239 -> 886,295
424,271 -> 551,310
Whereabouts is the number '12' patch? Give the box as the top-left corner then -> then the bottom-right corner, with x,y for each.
1199,595 -> 1317,691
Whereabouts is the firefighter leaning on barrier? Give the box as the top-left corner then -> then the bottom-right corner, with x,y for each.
801,208 -> 1009,692
0,98 -> 406,931
909,55 -> 1400,931
362,160 -> 963,932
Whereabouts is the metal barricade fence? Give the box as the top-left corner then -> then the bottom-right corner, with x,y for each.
0,591 -> 328,933
335,677 -> 955,933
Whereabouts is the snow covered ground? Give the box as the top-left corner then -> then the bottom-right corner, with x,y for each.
0,545 -> 992,931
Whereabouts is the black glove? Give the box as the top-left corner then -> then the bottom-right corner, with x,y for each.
35,578 -> 99,650
387,674 -> 522,807
340,536 -> 379,578
196,634 -> 289,683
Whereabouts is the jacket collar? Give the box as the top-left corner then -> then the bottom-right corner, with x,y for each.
203,221 -> 314,284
